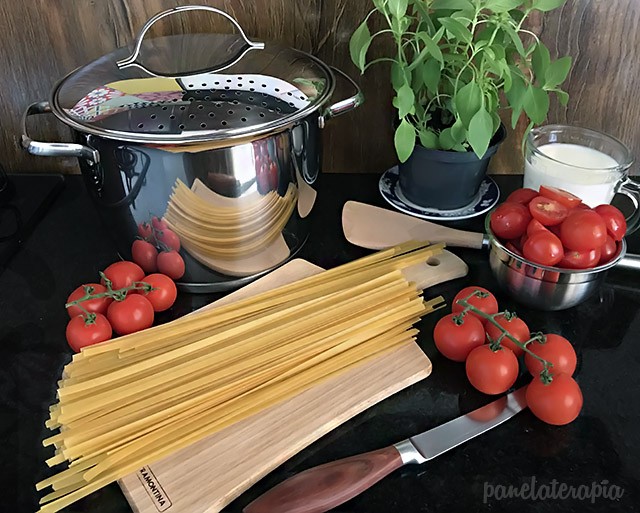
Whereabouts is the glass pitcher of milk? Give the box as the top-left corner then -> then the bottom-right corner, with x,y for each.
524,126 -> 640,231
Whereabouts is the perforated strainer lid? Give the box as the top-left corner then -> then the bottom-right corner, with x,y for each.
50,6 -> 334,144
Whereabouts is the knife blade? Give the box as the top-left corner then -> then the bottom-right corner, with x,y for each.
244,387 -> 528,513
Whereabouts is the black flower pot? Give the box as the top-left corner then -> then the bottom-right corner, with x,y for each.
398,125 -> 507,210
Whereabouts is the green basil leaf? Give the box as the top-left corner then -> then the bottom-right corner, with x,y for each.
439,128 -> 456,150
523,85 -> 550,124
485,0 -> 523,12
372,0 -> 387,10
395,119 -> 416,163
432,0 -> 473,9
531,42 -> 551,83
468,107 -> 494,158
532,0 -> 566,12
511,106 -> 522,129
419,129 -> 439,149
439,17 -> 473,44
454,81 -> 483,127
388,0 -> 409,18
451,118 -> 466,144
503,24 -> 526,56
545,56 -> 572,87
349,20 -> 372,72
491,112 -> 502,133
395,82 -> 415,118
417,32 -> 444,63
391,62 -> 407,90
422,59 -> 442,94
555,89 -> 570,106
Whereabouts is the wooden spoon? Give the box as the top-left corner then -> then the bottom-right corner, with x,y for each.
342,201 -> 487,250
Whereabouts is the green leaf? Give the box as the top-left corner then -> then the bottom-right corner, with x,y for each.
395,82 -> 415,118
531,42 -> 550,83
432,0 -> 473,9
395,119 -> 416,163
422,59 -> 442,94
485,0 -> 523,12
555,89 -> 569,106
349,20 -> 372,72
545,56 -> 572,87
532,0 -> 566,12
505,72 -> 526,109
503,25 -> 526,56
454,81 -> 483,127
450,118 -> 466,144
468,107 -> 494,158
439,17 -> 473,44
418,129 -> 439,149
391,62 -> 407,90
372,0 -> 387,10
511,107 -> 522,128
491,111 -> 502,133
523,85 -> 550,124
417,32 -> 444,63
388,0 -> 409,18
439,128 -> 456,150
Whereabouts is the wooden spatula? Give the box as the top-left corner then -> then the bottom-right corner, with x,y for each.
342,201 -> 487,250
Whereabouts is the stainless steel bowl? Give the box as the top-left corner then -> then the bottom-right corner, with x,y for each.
485,215 -> 628,310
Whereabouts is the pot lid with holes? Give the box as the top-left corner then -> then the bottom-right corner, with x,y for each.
50,31 -> 334,144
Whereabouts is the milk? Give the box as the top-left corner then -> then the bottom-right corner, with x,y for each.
523,143 -> 621,207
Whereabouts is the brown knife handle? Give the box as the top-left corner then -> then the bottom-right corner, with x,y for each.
243,446 -> 404,513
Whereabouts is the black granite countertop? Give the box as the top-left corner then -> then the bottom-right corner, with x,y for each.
3,173 -> 640,513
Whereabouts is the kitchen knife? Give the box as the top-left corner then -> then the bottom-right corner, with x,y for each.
244,387 -> 527,513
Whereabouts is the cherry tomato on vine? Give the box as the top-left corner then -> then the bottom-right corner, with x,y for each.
465,345 -> 519,395
505,188 -> 539,206
594,204 -> 627,241
137,222 -> 153,240
107,294 -> 154,335
157,251 -> 185,280
599,236 -> 618,265
523,231 -> 564,266
66,283 -> 112,319
452,286 -> 499,325
560,210 -> 607,251
139,274 -> 178,312
539,186 -> 582,209
132,240 -> 158,273
102,261 -> 145,291
66,314 -> 112,352
526,373 -> 583,425
157,228 -> 181,252
490,203 -> 531,239
433,313 -> 485,362
529,196 -> 569,226
152,216 -> 168,231
485,314 -> 530,357
558,247 -> 601,269
525,334 -> 577,377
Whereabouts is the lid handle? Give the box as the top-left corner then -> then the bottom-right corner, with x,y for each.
116,5 -> 265,76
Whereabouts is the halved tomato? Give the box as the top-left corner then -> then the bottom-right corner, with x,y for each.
506,188 -> 539,205
539,186 -> 582,209
527,219 -> 550,237
529,196 -> 569,226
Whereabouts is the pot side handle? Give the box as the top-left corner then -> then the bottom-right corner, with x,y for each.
319,67 -> 364,127
21,102 -> 100,165
619,177 -> 640,235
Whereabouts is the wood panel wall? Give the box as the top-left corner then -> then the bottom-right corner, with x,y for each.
1,0 -> 639,175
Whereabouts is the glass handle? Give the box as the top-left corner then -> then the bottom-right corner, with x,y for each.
619,177 -> 640,235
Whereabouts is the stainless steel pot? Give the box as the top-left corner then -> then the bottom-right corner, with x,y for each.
20,6 -> 363,292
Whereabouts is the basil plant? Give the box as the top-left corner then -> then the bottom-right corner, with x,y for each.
350,0 -> 571,161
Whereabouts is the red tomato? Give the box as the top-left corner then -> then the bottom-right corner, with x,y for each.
505,241 -> 523,257
433,313 -> 485,362
574,203 -> 592,210
102,261 -> 145,291
520,232 -> 529,248
66,314 -> 112,352
528,196 -> 569,226
485,314 -> 530,357
452,286 -> 499,325
137,222 -> 153,240
157,251 -> 186,280
526,373 -> 583,425
506,188 -> 539,205
558,247 -> 601,269
139,274 -> 178,312
152,216 -> 168,231
560,210 -> 608,251
525,334 -> 577,377
490,203 -> 531,240
131,240 -> 158,273
598,236 -> 618,265
156,228 -> 181,252
539,186 -> 582,209
594,205 -> 627,241
465,345 -> 519,395
107,295 -> 155,335
526,218 -> 550,237
66,283 -> 112,319
523,231 -> 564,266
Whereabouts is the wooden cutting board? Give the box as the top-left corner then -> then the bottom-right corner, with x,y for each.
119,255 -> 467,513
